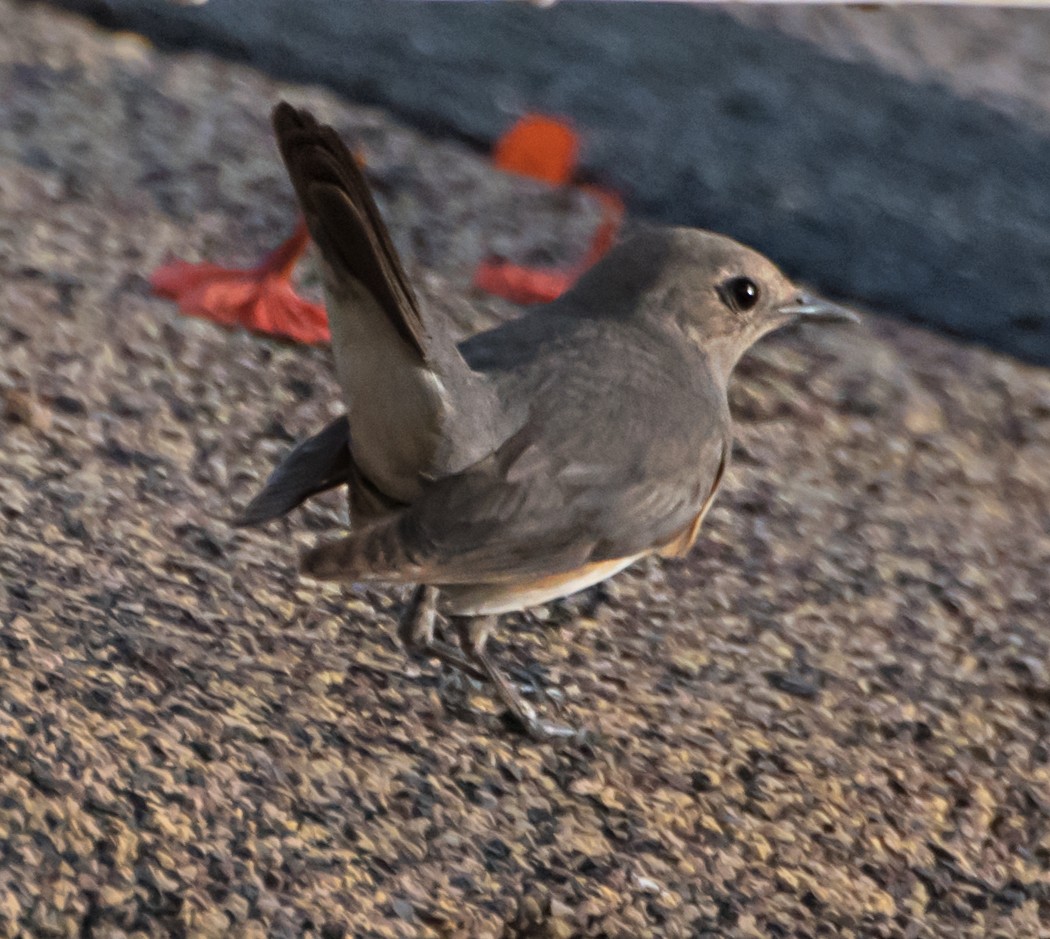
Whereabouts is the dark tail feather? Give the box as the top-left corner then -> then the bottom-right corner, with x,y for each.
271,102 -> 428,360
234,417 -> 352,527
299,515 -> 423,583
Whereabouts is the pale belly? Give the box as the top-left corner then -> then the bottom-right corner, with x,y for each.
440,553 -> 645,617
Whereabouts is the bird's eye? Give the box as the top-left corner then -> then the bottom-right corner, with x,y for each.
720,276 -> 760,313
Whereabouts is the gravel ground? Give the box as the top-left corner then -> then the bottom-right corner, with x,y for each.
2,5 -> 1050,938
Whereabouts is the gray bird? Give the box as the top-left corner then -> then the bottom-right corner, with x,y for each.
237,102 -> 858,739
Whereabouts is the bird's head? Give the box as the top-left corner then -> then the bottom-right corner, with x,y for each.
576,227 -> 860,383
670,228 -> 860,380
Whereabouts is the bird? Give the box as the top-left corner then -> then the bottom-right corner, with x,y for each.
236,101 -> 859,740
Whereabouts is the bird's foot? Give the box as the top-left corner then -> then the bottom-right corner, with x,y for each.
501,701 -> 584,742
436,659 -> 484,698
508,663 -> 560,702
398,586 -> 489,684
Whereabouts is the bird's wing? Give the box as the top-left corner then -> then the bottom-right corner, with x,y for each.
272,103 -> 504,503
300,356 -> 731,586
233,417 -> 352,527
401,418 -> 729,584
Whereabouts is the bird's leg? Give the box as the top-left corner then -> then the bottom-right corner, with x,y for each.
397,585 -> 486,682
397,584 -> 437,647
453,615 -> 577,741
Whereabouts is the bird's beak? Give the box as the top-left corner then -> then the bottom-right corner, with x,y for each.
778,292 -> 861,323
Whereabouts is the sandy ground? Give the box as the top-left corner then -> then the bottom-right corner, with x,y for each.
1,4 -> 1050,938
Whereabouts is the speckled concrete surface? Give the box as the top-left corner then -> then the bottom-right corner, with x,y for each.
2,5 -> 1049,938
727,5 -> 1050,130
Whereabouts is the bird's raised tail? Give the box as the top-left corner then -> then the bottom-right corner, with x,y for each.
272,101 -> 427,357
271,102 -> 503,504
